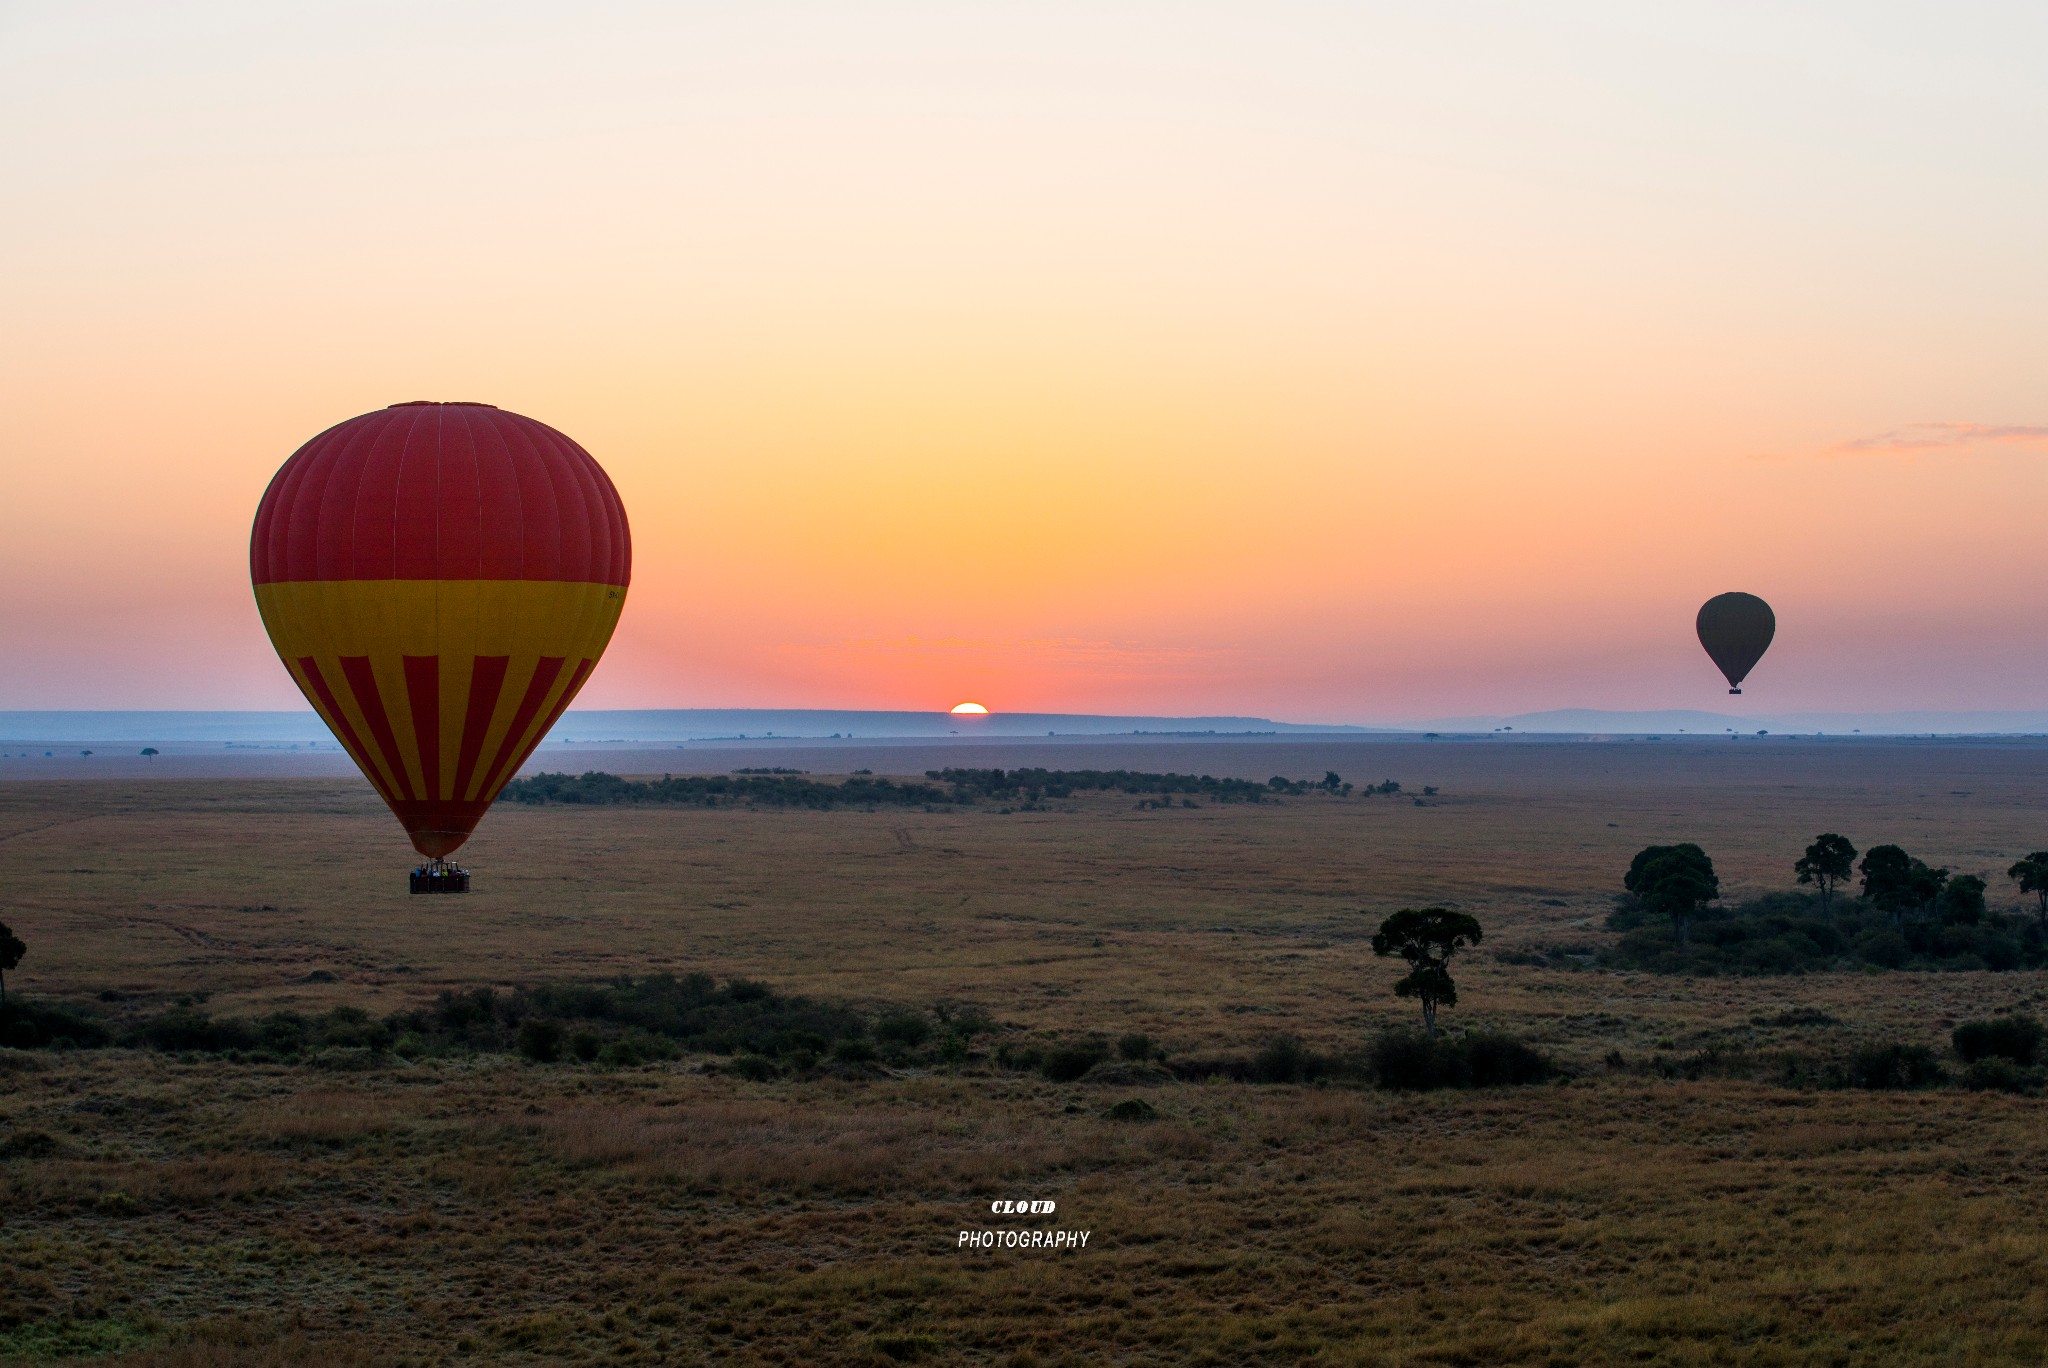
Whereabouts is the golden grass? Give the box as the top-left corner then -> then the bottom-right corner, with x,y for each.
4,742 -> 2048,1361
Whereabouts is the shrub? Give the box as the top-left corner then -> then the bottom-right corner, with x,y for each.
1962,1057 -> 2041,1094
1116,1032 -> 1155,1061
516,1018 -> 564,1063
831,1038 -> 878,1064
0,1129 -> 63,1159
1847,1042 -> 1944,1090
1953,1015 -> 2045,1066
568,1030 -> 603,1063
0,998 -> 111,1050
727,1053 -> 779,1081
1104,1098 -> 1158,1122
1464,1032 -> 1553,1086
1369,1028 -> 1552,1091
873,1012 -> 932,1048
1250,1034 -> 1319,1084
1040,1041 -> 1110,1083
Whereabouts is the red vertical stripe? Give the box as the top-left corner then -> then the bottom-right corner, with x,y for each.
403,655 -> 442,802
452,655 -> 510,801
483,657 -> 593,802
473,656 -> 565,800
340,656 -> 417,801
296,656 -> 394,804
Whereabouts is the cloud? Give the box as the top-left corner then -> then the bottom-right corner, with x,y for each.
1833,422 -> 2048,456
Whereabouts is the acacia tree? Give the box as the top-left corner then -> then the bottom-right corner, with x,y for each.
2009,852 -> 2048,925
1371,907 -> 1482,1037
1795,833 -> 1857,912
1860,844 -> 1947,932
1625,843 -> 1719,949
0,921 -> 23,1005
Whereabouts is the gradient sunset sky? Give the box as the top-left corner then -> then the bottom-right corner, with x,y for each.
3,2 -> 2043,721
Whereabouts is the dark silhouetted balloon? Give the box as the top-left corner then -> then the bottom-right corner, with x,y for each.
1696,592 -> 1774,694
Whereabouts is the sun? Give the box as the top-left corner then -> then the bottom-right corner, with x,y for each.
949,702 -> 989,715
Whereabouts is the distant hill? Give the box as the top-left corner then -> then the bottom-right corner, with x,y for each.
1418,708 -> 2048,736
0,708 -> 1383,752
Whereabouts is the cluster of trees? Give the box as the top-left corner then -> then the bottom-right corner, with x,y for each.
504,767 -> 1436,811
503,771 -> 955,809
1606,834 -> 2048,974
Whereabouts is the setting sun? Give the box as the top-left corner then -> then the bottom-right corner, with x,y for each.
949,702 -> 989,715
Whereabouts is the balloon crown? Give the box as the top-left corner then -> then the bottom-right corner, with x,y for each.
387,400 -> 499,408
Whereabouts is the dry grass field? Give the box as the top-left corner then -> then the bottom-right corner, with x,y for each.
5,738 -> 2048,1364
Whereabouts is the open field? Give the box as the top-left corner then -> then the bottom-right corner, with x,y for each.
5,739 -> 2048,1363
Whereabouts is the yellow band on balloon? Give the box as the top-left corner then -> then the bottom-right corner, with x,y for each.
254,579 -> 627,805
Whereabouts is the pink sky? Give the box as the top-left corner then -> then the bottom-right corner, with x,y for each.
2,3 -> 2044,722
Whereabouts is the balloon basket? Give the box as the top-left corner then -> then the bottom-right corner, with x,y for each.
409,860 -> 470,894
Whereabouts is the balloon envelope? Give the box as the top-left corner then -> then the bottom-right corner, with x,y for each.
251,402 -> 630,856
1695,592 -> 1774,693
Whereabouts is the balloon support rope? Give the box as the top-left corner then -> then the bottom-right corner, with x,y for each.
409,859 -> 471,895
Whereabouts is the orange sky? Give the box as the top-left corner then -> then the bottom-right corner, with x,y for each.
2,3 -> 2044,720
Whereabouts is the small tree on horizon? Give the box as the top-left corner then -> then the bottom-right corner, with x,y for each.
1371,907 -> 1483,1037
2009,852 -> 2048,925
1795,833 -> 1857,912
0,921 -> 24,1006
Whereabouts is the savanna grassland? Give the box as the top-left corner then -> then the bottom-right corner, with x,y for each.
6,738 -> 2048,1365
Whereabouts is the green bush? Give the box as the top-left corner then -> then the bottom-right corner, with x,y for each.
1962,1057 -> 2042,1094
728,1053 -> 779,1081
1250,1034 -> 1321,1084
1370,1029 -> 1552,1091
1040,1041 -> 1110,1082
1116,1032 -> 1155,1061
0,999 -> 110,1049
1847,1043 -> 1944,1090
1952,1015 -> 2045,1066
873,1012 -> 932,1048
516,1018 -> 564,1063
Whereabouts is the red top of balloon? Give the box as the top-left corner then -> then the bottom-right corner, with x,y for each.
250,403 -> 631,585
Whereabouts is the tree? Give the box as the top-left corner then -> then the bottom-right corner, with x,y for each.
1794,833 -> 1857,912
140,748 -> 158,759
2008,853 -> 2048,924
0,921 -> 23,1005
1860,844 -> 1948,932
1938,874 -> 1987,926
1371,907 -> 1482,1037
1625,843 -> 1719,949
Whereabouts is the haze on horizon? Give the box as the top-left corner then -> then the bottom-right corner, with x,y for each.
2,2 -> 2044,725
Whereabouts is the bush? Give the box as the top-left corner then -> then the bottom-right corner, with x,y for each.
1040,1040 -> 1110,1083
1953,1015 -> 2045,1066
1116,1032 -> 1155,1061
1962,1057 -> 2042,1094
568,1030 -> 603,1063
873,1012 -> 932,1048
1250,1034 -> 1320,1084
1464,1032 -> 1553,1086
727,1053 -> 779,1081
831,1038 -> 878,1064
516,1018 -> 564,1063
1370,1029 -> 1552,1091
1104,1098 -> 1158,1122
1847,1043 -> 1944,1090
0,998 -> 111,1049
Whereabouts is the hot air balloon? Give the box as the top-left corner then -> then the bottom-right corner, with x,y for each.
1696,592 -> 1774,694
250,402 -> 630,890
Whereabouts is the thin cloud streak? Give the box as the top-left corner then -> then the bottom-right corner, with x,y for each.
1833,422 -> 2048,455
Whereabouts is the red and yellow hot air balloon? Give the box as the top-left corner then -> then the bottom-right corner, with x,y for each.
251,402 -> 629,884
